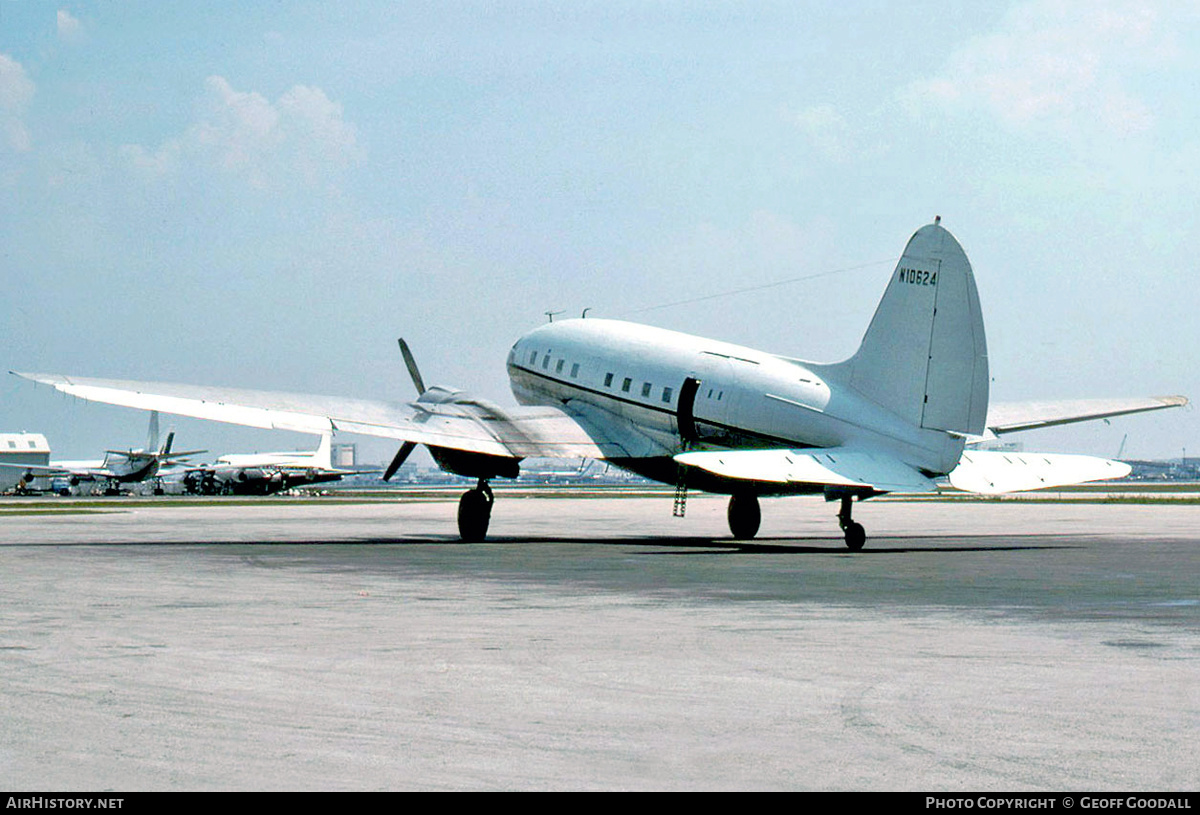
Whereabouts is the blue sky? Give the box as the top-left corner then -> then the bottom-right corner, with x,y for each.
2,1 -> 1197,462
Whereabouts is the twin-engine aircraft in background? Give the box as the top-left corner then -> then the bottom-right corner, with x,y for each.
14,222 -> 1186,545
0,411 -> 205,495
181,432 -> 366,495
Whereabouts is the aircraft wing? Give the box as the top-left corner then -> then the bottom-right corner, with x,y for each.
986,396 -> 1187,435
674,447 -> 937,494
0,461 -> 111,479
11,372 -> 639,460
948,450 -> 1130,494
0,462 -> 71,477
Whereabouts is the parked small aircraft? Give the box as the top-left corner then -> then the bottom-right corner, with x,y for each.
13,222 -> 1186,541
0,412 -> 204,495
181,432 -> 362,495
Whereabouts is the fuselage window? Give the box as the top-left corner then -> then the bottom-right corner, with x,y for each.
717,391 -> 723,400
641,382 -> 651,398
662,387 -> 672,403
707,388 -> 713,398
621,377 -> 632,393
604,373 -> 614,387
556,359 -> 564,374
542,353 -> 551,370
570,363 -> 580,378
530,351 -> 538,366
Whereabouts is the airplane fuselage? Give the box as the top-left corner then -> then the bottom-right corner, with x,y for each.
506,318 -> 961,491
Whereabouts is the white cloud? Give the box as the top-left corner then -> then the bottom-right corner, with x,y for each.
0,54 -> 35,152
902,0 -> 1170,138
793,105 -> 852,163
123,76 -> 360,189
57,10 -> 84,43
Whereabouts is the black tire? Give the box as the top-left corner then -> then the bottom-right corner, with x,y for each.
727,493 -> 761,539
844,521 -> 866,551
457,488 -> 493,542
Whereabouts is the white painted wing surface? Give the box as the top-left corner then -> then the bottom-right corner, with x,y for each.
0,461 -> 116,479
0,462 -> 72,476
674,447 -> 936,494
948,450 -> 1131,494
986,396 -> 1187,435
12,372 -> 631,460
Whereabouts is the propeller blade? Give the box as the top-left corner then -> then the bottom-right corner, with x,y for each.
383,441 -> 417,481
398,339 -> 426,395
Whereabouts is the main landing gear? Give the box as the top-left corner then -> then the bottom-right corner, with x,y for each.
727,493 -> 761,539
457,479 -> 494,542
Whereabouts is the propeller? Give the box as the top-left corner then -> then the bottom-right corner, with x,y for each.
384,442 -> 417,481
399,338 -> 426,395
383,338 -> 425,481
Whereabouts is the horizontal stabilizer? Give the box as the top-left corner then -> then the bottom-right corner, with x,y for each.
986,396 -> 1187,436
948,450 -> 1130,494
674,447 -> 936,494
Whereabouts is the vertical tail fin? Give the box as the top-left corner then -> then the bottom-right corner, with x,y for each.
841,222 -> 989,437
146,410 -> 160,453
314,432 -> 333,469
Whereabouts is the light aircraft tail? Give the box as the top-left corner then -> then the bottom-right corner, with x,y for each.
836,221 -> 989,438
147,411 -> 160,453
314,432 -> 334,470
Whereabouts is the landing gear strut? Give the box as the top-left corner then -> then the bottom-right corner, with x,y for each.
838,496 -> 866,551
457,479 -> 494,542
727,492 -> 761,539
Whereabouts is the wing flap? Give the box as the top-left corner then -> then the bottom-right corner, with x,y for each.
948,450 -> 1131,494
675,447 -> 936,494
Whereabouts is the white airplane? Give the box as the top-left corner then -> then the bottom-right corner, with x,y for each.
181,433 -> 364,495
0,411 -> 205,495
13,221 -> 1186,543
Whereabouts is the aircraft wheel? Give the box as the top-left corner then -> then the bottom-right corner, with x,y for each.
843,522 -> 866,551
727,493 -> 761,539
457,487 -> 493,542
